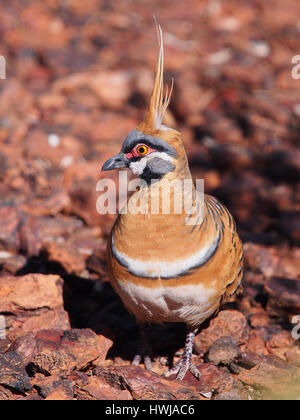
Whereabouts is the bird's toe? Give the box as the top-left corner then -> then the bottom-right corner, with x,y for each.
163,364 -> 181,378
132,354 -> 153,371
188,363 -> 201,380
163,360 -> 201,381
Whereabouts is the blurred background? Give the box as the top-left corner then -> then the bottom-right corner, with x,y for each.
0,0 -> 299,400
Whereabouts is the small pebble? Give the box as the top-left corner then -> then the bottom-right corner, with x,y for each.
60,155 -> 74,168
48,134 -> 60,148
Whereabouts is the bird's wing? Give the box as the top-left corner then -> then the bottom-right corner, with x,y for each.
204,194 -> 244,300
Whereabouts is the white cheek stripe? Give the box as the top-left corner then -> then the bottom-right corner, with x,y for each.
111,230 -> 220,279
129,158 -> 147,175
129,152 -> 173,175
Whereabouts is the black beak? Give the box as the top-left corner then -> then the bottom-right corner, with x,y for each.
101,152 -> 128,171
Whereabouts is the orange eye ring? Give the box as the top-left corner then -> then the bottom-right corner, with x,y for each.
136,145 -> 148,155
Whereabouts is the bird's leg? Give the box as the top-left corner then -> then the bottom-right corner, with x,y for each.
163,327 -> 201,381
132,323 -> 153,371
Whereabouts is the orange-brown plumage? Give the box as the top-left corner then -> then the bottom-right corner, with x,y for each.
108,194 -> 243,317
102,23 -> 243,380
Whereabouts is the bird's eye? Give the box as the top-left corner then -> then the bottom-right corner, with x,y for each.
136,145 -> 148,155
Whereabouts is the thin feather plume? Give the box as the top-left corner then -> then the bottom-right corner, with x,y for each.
146,21 -> 174,130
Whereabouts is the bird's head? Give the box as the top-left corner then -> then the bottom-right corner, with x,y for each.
102,24 -> 190,184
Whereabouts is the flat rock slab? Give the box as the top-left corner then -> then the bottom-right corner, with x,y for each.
32,329 -> 113,374
95,365 -> 205,400
0,274 -> 70,339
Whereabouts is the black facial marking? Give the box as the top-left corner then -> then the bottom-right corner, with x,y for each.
129,156 -> 141,163
140,157 -> 175,184
122,129 -> 177,157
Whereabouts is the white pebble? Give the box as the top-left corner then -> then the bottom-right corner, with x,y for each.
0,251 -> 13,259
201,392 -> 213,399
208,48 -> 232,65
78,248 -> 93,256
48,133 -> 60,148
60,155 -> 74,168
249,41 -> 271,58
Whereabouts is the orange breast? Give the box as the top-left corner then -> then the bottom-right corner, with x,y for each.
106,193 -> 243,326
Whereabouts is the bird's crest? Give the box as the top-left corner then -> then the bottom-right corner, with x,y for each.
138,23 -> 173,134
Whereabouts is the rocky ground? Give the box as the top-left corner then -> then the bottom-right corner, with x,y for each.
0,0 -> 299,400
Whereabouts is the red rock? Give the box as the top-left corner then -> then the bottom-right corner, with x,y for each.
243,243 -> 282,278
276,195 -> 300,225
0,385 -> 16,400
207,337 -> 240,365
5,334 -> 38,368
0,353 -> 32,393
44,390 -> 72,400
0,339 -> 10,354
0,274 -> 70,339
19,213 -> 97,260
188,362 -> 234,397
34,215 -> 83,240
8,309 -> 70,342
32,329 -> 112,375
210,144 -> 253,171
15,390 -> 44,401
86,253 -> 107,276
266,331 -> 297,360
0,274 -> 64,313
238,359 -> 300,400
41,225 -> 102,275
95,365 -> 204,400
26,130 -> 84,167
91,112 -> 138,144
194,310 -> 249,356
214,390 -> 243,401
265,276 -> 300,317
249,312 -> 272,328
44,241 -> 86,275
77,376 -> 132,400
20,189 -> 70,217
246,331 -> 267,356
236,351 -> 265,370
214,378 -> 249,401
285,351 -> 300,367
279,248 -> 300,280
63,161 -> 103,226
0,206 -> 21,252
0,254 -> 27,274
38,92 -> 66,110
0,275 -> 61,309
54,70 -> 133,110
18,214 -> 42,257
174,74 -> 209,121
34,374 -> 75,400
267,331 -> 295,349
66,371 -> 89,388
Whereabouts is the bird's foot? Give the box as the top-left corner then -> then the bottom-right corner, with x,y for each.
132,323 -> 153,371
132,353 -> 153,371
163,327 -> 201,381
163,354 -> 201,381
